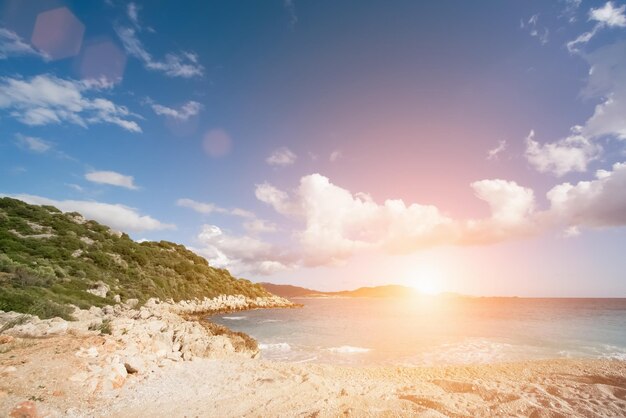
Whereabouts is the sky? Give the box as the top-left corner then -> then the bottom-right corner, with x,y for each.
1,0 -> 625,297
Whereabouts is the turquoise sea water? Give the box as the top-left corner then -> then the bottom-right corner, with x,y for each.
209,297 -> 626,366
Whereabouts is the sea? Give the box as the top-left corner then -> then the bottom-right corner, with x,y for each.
209,297 -> 626,367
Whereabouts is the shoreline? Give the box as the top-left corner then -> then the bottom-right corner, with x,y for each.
2,339 -> 625,417
2,296 -> 626,417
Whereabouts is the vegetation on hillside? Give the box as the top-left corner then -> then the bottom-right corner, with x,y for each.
0,198 -> 271,319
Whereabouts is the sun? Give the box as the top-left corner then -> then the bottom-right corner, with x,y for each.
408,265 -> 443,295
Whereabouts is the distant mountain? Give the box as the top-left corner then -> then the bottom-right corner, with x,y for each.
258,283 -> 322,298
259,283 -> 444,299
330,285 -> 420,298
0,198 -> 273,319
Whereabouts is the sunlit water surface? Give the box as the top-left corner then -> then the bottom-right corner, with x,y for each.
208,297 -> 626,366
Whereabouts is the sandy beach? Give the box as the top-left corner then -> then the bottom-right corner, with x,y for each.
2,331 -> 626,417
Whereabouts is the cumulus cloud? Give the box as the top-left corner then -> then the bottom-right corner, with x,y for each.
0,74 -> 141,132
85,170 -> 138,190
462,179 -> 539,245
0,28 -> 48,60
255,182 -> 298,215
191,225 -> 290,275
199,161 -> 626,273
486,140 -> 506,161
547,162 -> 626,228
254,174 -> 540,266
114,25 -> 203,78
266,147 -> 297,167
472,179 -> 535,225
149,100 -> 202,121
526,38 -> 626,176
525,129 -> 600,176
15,134 -> 51,153
4,194 -> 174,232
532,37 -> 626,177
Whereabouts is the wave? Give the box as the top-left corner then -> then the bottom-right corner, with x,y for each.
259,343 -> 291,351
414,339 -> 543,366
328,345 -> 371,354
260,319 -> 283,323
222,316 -> 246,320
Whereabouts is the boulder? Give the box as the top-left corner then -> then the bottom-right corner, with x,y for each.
86,281 -> 109,298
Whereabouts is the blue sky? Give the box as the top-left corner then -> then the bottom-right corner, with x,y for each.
1,0 -> 625,296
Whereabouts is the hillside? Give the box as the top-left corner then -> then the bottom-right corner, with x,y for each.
0,197 -> 271,319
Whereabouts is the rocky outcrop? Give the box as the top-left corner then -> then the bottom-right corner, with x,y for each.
85,281 -> 110,298
0,294 -> 295,393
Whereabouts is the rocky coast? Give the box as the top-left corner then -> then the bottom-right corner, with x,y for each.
0,294 -> 294,416
1,295 -> 626,417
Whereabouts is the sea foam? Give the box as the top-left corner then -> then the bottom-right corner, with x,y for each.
259,343 -> 291,351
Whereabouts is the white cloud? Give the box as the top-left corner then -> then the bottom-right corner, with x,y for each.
538,38 -> 626,177
255,182 -> 298,215
0,74 -> 141,132
127,2 -> 140,27
579,40 -> 626,141
266,147 -> 297,166
567,2 -> 626,51
471,179 -> 535,226
486,140 -> 506,160
329,150 -> 342,162
85,170 -> 138,190
114,25 -> 203,78
525,129 -> 600,176
192,224 -> 289,275
547,162 -> 626,228
149,100 -> 202,121
0,28 -> 48,60
254,174 -> 543,266
177,198 -> 260,220
459,179 -> 539,245
257,174 -> 454,265
523,14 -> 549,45
243,218 -> 277,235
206,160 -> 626,272
15,134 -> 51,153
231,208 -> 256,219
590,1 -> 626,26
176,198 -> 226,215
4,194 -> 174,232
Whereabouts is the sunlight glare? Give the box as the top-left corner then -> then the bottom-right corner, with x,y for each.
409,265 -> 443,295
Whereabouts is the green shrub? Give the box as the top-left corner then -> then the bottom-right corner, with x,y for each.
0,197 -> 272,317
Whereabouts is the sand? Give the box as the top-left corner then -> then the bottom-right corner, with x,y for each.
1,334 -> 626,417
